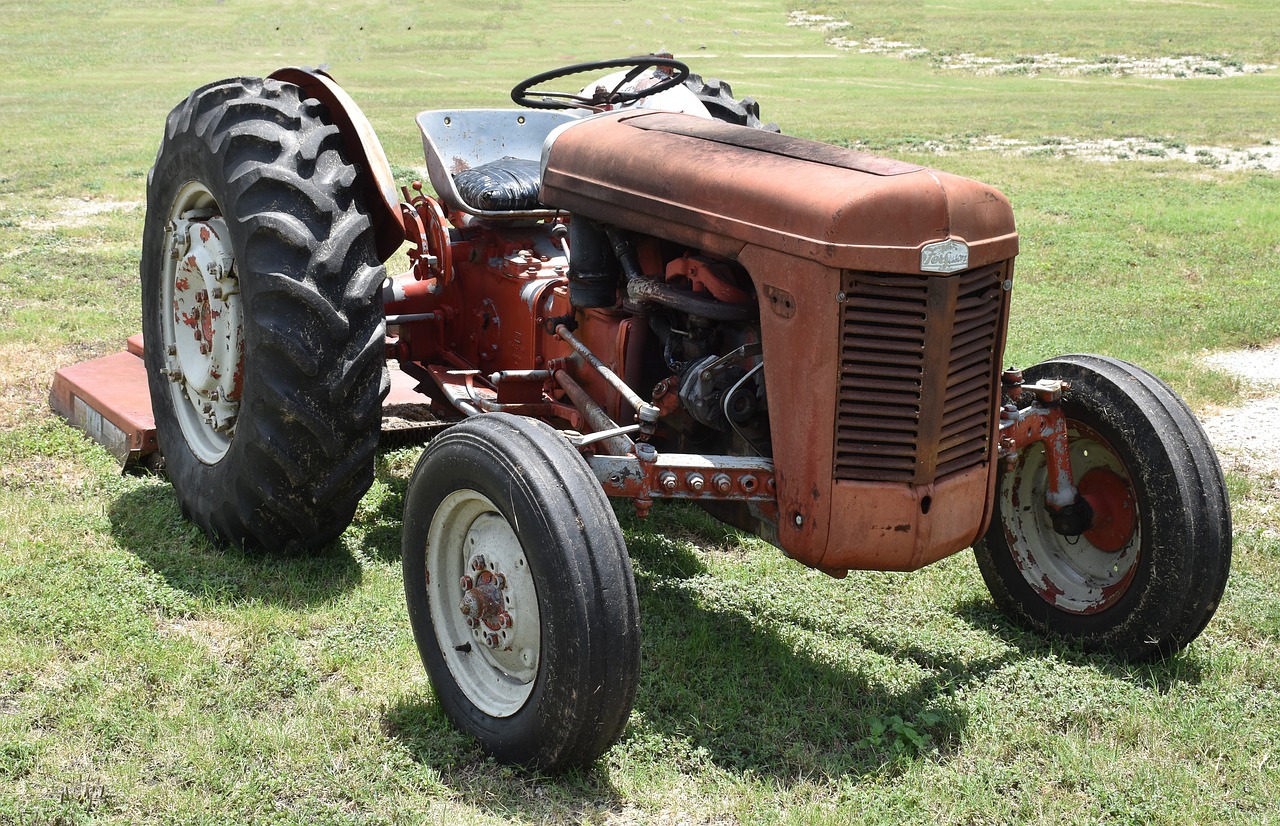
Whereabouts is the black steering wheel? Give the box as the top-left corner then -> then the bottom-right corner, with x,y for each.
511,56 -> 692,111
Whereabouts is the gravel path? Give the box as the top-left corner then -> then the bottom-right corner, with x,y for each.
1200,343 -> 1280,478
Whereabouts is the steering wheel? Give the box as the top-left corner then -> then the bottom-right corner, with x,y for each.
511,56 -> 691,111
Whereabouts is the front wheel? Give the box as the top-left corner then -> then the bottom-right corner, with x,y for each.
402,414 -> 640,771
975,354 -> 1231,660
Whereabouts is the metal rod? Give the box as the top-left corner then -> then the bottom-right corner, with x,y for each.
554,369 -> 635,455
555,324 -> 659,423
385,312 -> 438,325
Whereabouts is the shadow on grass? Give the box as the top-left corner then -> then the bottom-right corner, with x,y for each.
383,503 -> 1014,815
106,482 -> 362,606
952,596 -> 1208,692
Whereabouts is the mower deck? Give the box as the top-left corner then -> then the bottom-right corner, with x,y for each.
50,336 -> 436,466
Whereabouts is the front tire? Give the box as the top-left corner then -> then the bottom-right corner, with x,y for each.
402,414 -> 640,772
974,355 -> 1231,660
141,77 -> 388,553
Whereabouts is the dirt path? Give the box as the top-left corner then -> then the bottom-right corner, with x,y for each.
1201,343 -> 1280,478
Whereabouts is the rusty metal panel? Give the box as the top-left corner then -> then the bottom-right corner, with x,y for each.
541,111 -> 1018,274
49,350 -> 158,462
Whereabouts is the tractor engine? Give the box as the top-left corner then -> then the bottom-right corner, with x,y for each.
386,107 -> 1018,577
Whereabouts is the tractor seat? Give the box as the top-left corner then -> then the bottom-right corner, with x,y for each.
453,157 -> 543,212
416,109 -> 582,218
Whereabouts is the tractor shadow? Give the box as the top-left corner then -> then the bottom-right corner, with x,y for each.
950,596 -> 1208,692
384,504 -> 999,810
385,502 -> 1209,816
106,482 -> 362,606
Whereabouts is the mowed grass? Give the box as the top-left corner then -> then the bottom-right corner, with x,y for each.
2,1 -> 1279,823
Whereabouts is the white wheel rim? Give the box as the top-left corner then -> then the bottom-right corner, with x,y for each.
998,425 -> 1141,614
158,181 -> 244,464
427,489 -> 541,717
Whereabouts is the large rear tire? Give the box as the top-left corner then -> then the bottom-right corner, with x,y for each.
141,77 -> 388,553
684,74 -> 779,132
402,414 -> 640,771
974,355 -> 1231,660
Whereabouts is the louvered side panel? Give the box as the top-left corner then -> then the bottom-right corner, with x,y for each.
834,274 -> 928,482
835,264 -> 1004,485
936,264 -> 1003,477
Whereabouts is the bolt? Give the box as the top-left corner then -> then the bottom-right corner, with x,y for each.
459,575 -> 473,591
658,471 -> 678,492
495,572 -> 507,590
712,473 -> 732,493
794,513 -> 804,527
166,344 -> 177,356
466,616 -> 479,628
201,402 -> 213,414
497,611 -> 513,629
211,287 -> 223,300
484,633 -> 500,649
836,291 -> 847,302
687,473 -> 705,492
470,555 -> 486,572
199,342 -> 210,355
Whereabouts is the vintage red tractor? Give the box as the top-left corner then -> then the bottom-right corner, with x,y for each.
134,57 -> 1230,770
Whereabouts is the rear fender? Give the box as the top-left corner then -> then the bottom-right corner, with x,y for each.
269,67 -> 403,262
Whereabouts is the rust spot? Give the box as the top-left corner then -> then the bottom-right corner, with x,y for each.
893,524 -> 911,532
199,225 -> 211,242
175,276 -> 190,292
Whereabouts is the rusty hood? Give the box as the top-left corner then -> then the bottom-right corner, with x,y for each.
539,111 -> 1018,273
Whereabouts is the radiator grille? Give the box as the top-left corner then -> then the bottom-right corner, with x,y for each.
834,264 -> 1004,483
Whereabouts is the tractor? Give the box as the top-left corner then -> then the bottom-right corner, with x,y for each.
137,57 -> 1231,771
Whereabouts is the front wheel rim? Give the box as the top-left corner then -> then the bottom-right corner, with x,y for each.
426,489 -> 541,717
999,423 -> 1142,614
158,180 -> 245,464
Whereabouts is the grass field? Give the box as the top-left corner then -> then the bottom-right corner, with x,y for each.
2,1 -> 1279,823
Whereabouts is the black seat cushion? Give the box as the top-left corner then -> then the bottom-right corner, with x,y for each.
453,157 -> 543,211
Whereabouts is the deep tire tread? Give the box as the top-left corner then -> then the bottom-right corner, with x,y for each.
142,77 -> 387,554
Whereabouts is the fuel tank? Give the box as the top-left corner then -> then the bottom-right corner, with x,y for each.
541,112 -> 1020,573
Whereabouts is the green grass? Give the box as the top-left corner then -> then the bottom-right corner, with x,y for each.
2,0 -> 1280,823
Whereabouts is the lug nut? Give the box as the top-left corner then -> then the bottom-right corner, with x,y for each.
484,633 -> 500,648
459,575 -> 474,591
466,616 -> 479,628
497,611 -> 513,629
470,555 -> 486,572
495,573 -> 507,590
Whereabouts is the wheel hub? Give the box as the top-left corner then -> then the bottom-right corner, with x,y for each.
1000,427 -> 1142,614
1077,467 -> 1137,552
427,491 -> 541,717
159,182 -> 244,463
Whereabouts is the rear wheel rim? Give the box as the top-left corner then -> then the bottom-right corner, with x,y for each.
158,181 -> 244,464
999,423 -> 1141,614
426,489 -> 541,717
